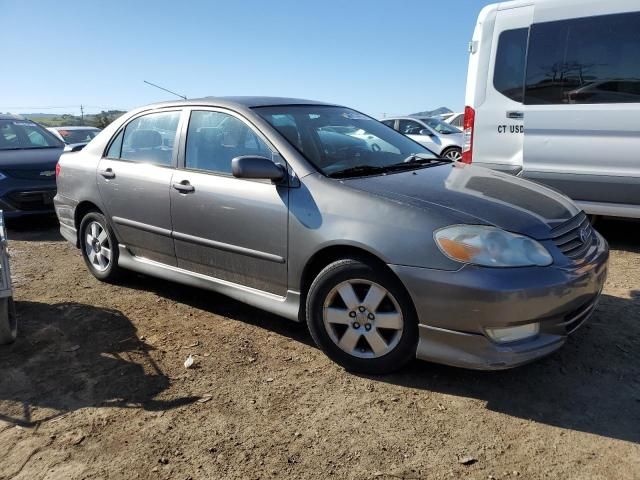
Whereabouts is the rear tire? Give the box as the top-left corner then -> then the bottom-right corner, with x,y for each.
306,258 -> 418,374
0,297 -> 17,345
79,211 -> 122,282
440,147 -> 462,162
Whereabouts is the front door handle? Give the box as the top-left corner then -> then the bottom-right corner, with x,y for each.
506,111 -> 524,119
172,180 -> 195,193
100,168 -> 115,179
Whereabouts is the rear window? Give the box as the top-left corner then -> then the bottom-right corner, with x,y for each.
493,28 -> 528,103
0,120 -> 63,150
525,11 -> 640,105
56,128 -> 100,144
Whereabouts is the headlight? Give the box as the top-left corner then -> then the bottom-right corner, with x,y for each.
434,225 -> 552,267
0,172 -> 6,180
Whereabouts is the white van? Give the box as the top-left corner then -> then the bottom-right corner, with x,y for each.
464,0 -> 640,218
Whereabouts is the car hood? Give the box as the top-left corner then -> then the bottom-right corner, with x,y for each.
0,147 -> 64,167
345,163 -> 580,239
0,147 -> 63,180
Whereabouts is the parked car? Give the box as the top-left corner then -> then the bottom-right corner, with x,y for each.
440,112 -> 464,128
0,115 -> 64,218
381,116 -> 463,161
47,126 -> 101,152
55,97 -> 608,373
464,0 -> 640,219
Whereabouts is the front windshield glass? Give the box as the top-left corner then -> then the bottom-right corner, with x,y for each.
420,117 -> 461,135
0,120 -> 63,150
56,128 -> 100,144
255,106 -> 438,176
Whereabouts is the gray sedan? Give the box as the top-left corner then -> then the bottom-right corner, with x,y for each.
54,97 -> 608,373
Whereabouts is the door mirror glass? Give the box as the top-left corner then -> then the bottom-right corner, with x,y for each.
232,155 -> 285,181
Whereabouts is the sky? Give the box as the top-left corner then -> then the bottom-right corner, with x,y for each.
1,0 -> 491,118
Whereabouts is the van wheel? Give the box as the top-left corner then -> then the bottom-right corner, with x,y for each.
306,258 -> 418,374
0,296 -> 17,345
441,147 -> 462,162
79,212 -> 122,282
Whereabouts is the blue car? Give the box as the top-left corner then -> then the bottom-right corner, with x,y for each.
0,115 -> 64,218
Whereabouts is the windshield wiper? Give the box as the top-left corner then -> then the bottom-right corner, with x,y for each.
387,154 -> 451,169
328,164 -> 389,178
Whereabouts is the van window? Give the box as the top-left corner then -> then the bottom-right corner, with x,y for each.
493,28 -> 528,102
525,12 -> 640,105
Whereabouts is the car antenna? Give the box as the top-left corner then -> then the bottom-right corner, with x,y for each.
143,80 -> 187,100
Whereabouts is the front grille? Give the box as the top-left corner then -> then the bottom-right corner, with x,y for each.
550,212 -> 594,261
5,189 -> 56,211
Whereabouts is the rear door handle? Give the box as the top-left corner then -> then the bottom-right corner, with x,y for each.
172,181 -> 195,193
100,168 -> 115,179
506,111 -> 524,119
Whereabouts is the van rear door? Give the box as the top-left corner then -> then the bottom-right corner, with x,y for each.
467,4 -> 532,174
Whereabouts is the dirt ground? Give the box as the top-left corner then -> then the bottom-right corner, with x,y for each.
0,216 -> 638,480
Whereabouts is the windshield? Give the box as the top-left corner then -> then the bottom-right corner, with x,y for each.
255,106 -> 438,176
0,120 -> 63,150
419,117 -> 461,135
56,128 -> 100,144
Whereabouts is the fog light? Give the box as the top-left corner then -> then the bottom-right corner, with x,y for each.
485,323 -> 539,344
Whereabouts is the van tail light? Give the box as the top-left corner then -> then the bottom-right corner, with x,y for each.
462,106 -> 475,164
55,162 -> 61,178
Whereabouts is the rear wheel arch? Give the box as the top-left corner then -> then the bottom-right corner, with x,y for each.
74,201 -> 103,246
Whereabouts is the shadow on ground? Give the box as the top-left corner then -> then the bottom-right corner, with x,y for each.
595,217 -> 640,253
0,301 -> 197,427
375,291 -> 640,444
6,215 -> 62,242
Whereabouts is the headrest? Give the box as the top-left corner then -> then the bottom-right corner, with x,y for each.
130,129 -> 162,149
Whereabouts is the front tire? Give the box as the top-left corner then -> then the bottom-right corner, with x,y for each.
441,147 -> 462,162
306,258 -> 418,374
79,211 -> 122,282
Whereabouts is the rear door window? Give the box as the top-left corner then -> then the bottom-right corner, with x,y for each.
493,28 -> 528,102
525,11 -> 640,104
398,120 -> 424,135
119,111 -> 181,166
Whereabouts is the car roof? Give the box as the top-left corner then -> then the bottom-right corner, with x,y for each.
143,96 -> 341,110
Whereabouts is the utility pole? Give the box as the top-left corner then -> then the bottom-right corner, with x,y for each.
80,104 -> 84,125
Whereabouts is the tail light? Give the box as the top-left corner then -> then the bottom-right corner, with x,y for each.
55,162 -> 61,178
462,106 -> 475,164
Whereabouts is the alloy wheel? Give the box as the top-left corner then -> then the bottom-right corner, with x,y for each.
443,149 -> 462,161
322,279 -> 404,359
84,221 -> 112,272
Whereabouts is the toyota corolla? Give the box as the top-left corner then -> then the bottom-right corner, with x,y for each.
54,97 -> 608,373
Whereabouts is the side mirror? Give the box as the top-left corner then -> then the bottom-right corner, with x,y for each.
232,155 -> 286,181
419,129 -> 434,137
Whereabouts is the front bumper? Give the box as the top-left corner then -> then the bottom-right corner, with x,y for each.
390,231 -> 609,370
0,184 -> 56,218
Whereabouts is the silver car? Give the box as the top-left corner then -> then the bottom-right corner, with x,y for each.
54,97 -> 608,373
381,116 -> 463,161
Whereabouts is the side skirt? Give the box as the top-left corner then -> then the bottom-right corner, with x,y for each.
117,245 -> 302,322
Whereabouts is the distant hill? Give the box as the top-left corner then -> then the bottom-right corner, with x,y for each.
409,106 -> 453,117
18,110 -> 126,129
